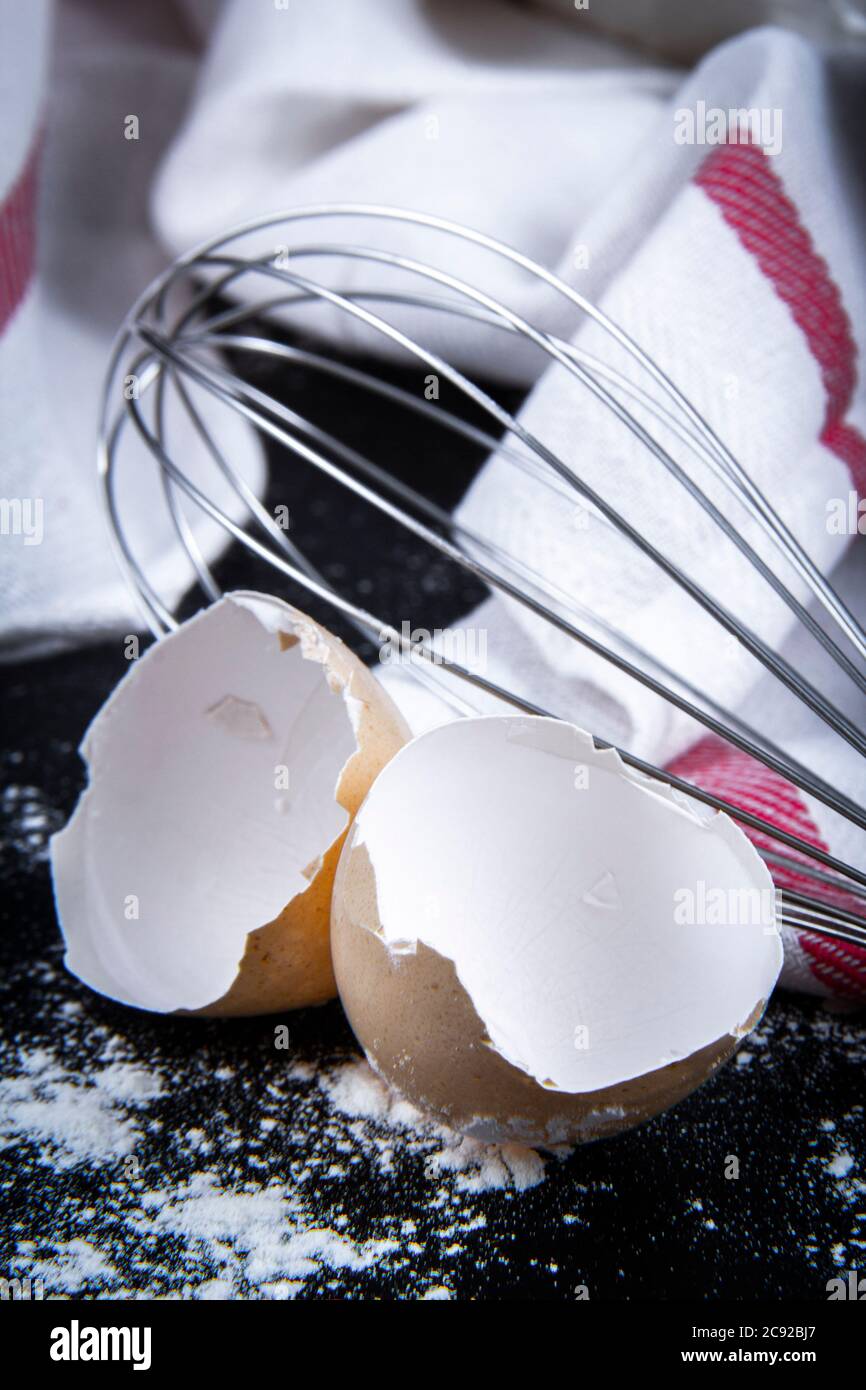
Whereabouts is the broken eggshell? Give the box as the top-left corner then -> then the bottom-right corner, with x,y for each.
331,715 -> 783,1146
50,592 -> 409,1015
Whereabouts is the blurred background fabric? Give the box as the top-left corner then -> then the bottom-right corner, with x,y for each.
3,0 -> 863,657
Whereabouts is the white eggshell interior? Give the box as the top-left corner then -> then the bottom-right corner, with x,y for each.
51,593 -> 358,1012
352,715 -> 783,1093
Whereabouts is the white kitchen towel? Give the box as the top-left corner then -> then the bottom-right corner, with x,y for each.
0,0 -> 264,658
151,0 -> 672,382
0,0 -> 675,655
152,4 -> 864,767
451,26 -> 866,767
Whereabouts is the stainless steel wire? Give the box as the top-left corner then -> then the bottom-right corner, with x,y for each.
98,204 -> 866,952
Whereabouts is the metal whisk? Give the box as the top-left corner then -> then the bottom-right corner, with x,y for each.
98,204 -> 866,952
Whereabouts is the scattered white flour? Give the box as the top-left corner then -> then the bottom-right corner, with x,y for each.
319,1059 -> 546,1194
28,1240 -> 117,1293
136,1172 -> 400,1285
0,783 -> 65,865
0,1048 -> 160,1170
826,1151 -> 855,1179
2,946 -> 864,1300
1,1008 -> 548,1299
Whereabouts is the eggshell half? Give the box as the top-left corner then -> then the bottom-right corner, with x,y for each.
51,592 -> 409,1015
331,715 -> 783,1145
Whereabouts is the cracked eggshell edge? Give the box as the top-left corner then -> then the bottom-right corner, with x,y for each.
207,593 -> 410,1016
331,715 -> 783,1144
333,846 -> 763,1145
332,841 -> 771,1146
50,592 -> 410,1016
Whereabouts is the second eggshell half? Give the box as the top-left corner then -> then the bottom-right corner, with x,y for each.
332,715 -> 783,1146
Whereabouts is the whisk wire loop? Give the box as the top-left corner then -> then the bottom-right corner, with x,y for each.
99,205 -> 866,948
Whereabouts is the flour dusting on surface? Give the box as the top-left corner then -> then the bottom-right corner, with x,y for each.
318,1058 -> 546,1193
0,1048 -> 160,1170
1,935 -> 864,1300
1,782 -> 65,866
0,949 -> 549,1299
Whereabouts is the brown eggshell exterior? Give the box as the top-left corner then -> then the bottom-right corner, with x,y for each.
198,609 -> 410,1017
332,839 -> 766,1146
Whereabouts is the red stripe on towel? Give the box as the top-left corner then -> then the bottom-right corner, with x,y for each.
695,141 -> 866,498
668,736 -> 866,1001
0,138 -> 40,335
